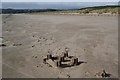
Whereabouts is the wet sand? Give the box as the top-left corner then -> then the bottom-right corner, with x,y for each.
2,14 -> 118,78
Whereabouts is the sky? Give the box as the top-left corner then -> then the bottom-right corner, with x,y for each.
1,0 -> 120,2
2,2 -> 119,9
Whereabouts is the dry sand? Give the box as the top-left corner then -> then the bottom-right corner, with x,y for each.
0,14 -> 2,79
2,14 -> 118,78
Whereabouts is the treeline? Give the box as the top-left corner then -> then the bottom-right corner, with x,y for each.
1,9 -> 61,14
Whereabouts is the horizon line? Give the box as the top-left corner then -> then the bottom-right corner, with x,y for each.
1,1 -> 120,3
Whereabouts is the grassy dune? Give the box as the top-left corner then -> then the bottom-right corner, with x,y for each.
31,6 -> 119,14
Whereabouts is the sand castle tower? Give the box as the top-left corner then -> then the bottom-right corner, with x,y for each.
47,50 -> 52,60
73,58 -> 78,65
56,61 -> 61,67
64,47 -> 69,57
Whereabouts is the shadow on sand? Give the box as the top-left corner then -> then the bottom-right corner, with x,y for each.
60,61 -> 87,68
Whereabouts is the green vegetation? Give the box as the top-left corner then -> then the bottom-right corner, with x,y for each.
45,6 -> 119,14
2,5 -> 120,14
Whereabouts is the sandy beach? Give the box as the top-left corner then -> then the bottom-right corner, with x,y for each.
2,14 -> 118,78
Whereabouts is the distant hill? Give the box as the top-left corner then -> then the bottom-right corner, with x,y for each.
80,5 -> 119,10
1,9 -> 61,14
1,5 -> 120,14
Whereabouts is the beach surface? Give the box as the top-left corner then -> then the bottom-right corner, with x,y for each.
2,14 -> 118,78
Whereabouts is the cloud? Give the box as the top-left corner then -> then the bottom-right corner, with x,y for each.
2,0 -> 120,2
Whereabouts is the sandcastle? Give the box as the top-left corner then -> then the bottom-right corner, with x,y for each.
43,48 -> 79,68
95,70 -> 111,78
